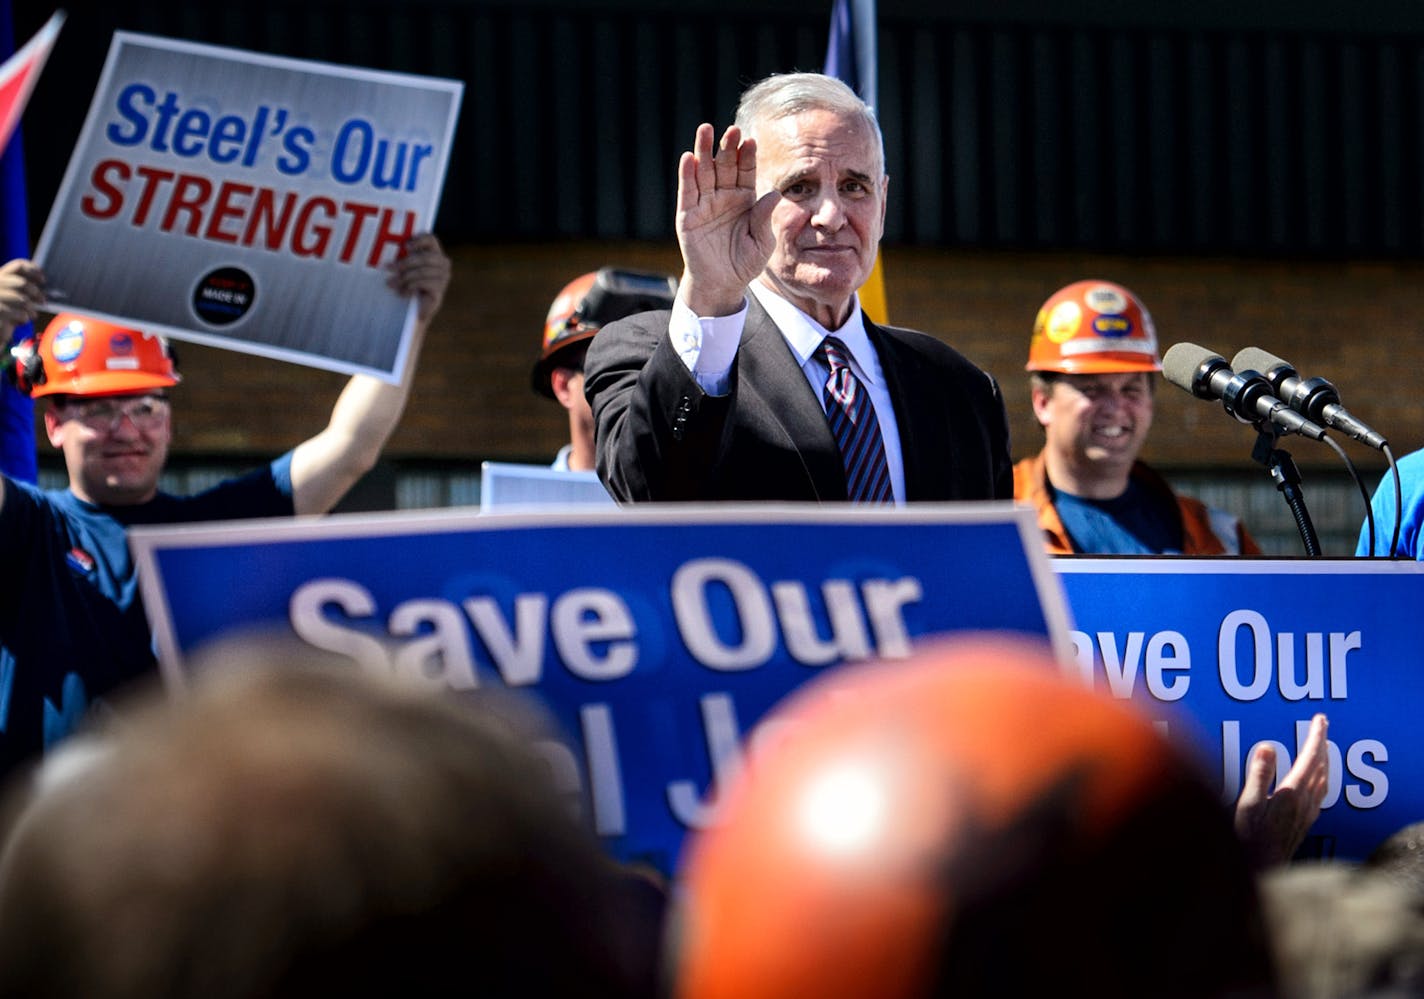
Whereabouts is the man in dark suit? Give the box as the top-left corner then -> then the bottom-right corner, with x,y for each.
584,72 -> 1012,503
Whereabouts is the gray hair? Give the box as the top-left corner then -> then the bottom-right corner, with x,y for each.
733,72 -> 885,179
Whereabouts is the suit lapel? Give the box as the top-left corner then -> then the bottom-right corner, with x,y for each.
868,322 -> 950,500
736,299 -> 846,499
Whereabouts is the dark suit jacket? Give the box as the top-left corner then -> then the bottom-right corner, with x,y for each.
584,297 -> 1013,502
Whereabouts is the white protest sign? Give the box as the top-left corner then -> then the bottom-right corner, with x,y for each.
35,32 -> 462,381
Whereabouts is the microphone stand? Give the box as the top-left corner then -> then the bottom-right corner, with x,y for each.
1251,426 -> 1321,557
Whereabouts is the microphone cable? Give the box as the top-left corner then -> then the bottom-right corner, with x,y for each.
1383,443 -> 1401,559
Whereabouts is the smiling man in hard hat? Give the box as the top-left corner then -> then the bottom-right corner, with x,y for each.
0,239 -> 449,780
1015,279 -> 1259,556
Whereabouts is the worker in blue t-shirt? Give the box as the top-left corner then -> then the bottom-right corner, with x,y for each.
1356,448 -> 1424,559
0,235 -> 450,779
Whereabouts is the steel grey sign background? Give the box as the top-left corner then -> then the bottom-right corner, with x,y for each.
35,33 -> 463,381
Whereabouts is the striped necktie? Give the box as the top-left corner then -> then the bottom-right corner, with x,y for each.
819,336 -> 894,503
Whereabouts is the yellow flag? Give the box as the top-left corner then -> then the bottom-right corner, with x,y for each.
859,254 -> 888,326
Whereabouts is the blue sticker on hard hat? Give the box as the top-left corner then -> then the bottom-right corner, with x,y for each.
109,332 -> 135,356
1092,315 -> 1133,337
192,267 -> 256,327
52,323 -> 84,363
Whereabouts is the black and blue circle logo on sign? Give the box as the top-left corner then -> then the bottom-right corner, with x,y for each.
193,268 -> 256,326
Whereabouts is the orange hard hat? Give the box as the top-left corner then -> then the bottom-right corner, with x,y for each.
1026,280 -> 1161,374
532,268 -> 677,398
673,634 -> 1271,999
13,313 -> 180,399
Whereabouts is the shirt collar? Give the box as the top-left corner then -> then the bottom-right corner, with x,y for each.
749,281 -> 883,386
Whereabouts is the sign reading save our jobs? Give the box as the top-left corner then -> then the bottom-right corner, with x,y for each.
130,504 -> 1069,875
1056,557 -> 1422,863
35,32 -> 462,381
131,507 -> 1424,872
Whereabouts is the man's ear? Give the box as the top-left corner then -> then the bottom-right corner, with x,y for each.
549,367 -> 580,409
42,405 -> 65,448
1029,384 -> 1054,429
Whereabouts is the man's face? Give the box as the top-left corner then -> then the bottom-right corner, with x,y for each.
44,392 -> 172,506
752,107 -> 888,329
1033,372 -> 1154,478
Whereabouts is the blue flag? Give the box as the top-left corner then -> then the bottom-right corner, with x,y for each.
824,0 -> 877,111
0,0 -> 37,484
823,0 -> 887,324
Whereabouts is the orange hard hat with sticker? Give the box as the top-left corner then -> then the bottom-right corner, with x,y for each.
532,268 -> 677,398
14,313 -> 180,399
1026,280 -> 1160,374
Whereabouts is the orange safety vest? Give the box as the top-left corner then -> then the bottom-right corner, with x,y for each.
1012,450 -> 1261,556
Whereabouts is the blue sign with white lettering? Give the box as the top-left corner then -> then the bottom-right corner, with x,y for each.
1057,557 -> 1423,862
132,510 -> 1423,870
131,504 -> 1066,875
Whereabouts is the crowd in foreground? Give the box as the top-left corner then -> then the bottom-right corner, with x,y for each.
0,634 -> 1413,998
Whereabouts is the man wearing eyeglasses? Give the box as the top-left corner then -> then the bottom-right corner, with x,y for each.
0,239 -> 450,779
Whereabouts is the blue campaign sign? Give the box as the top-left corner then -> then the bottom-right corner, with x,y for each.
1057,558 -> 1424,862
130,503 -> 1066,875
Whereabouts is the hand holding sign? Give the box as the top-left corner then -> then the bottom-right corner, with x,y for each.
386,232 -> 450,323
0,258 -> 44,332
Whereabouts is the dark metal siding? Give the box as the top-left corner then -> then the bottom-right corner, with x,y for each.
15,2 -> 1424,255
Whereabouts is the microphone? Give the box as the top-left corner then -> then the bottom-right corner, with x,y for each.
1161,343 -> 1328,441
1231,346 -> 1388,451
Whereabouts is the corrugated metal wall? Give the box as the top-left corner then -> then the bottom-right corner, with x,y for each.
880,23 -> 1424,254
17,1 -> 1424,257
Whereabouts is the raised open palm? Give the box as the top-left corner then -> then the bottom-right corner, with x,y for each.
674,123 -> 777,316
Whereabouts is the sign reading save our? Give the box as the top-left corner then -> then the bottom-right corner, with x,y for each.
130,505 -> 1421,872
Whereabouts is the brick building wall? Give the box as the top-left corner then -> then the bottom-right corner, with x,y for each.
31,241 -> 1413,552
147,242 -> 1423,477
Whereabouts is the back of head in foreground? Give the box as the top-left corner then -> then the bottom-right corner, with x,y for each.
1260,860 -> 1424,998
0,654 -> 643,999
1366,819 -> 1424,899
672,634 -> 1277,999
